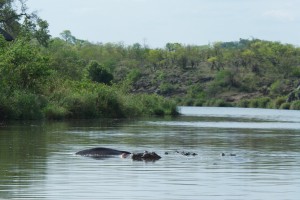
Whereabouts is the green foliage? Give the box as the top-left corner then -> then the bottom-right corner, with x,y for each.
0,38 -> 51,92
214,70 -> 238,88
87,60 -> 113,84
203,98 -> 232,107
280,102 -> 290,110
4,14 -> 300,121
291,66 -> 300,77
237,99 -> 250,108
249,97 -> 271,108
47,38 -> 87,80
272,96 -> 286,109
43,104 -> 68,120
126,68 -> 141,83
40,80 -> 178,119
290,100 -> 300,110
0,0 -> 51,46
159,82 -> 177,95
1,91 -> 46,120
269,80 -> 290,96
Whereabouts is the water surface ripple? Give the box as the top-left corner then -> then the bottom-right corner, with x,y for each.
0,107 -> 300,199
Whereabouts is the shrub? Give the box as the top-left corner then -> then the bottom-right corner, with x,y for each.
291,66 -> 300,78
159,83 -> 177,95
270,80 -> 283,96
257,97 -> 271,108
96,87 -> 124,118
87,60 -> 113,84
249,97 -> 271,108
126,68 -> 141,83
180,98 -> 194,106
12,91 -> 45,120
280,102 -> 290,110
134,94 -> 178,116
203,98 -> 231,107
272,96 -> 286,109
0,94 -> 13,120
194,99 -> 205,106
43,104 -> 68,120
291,100 -> 300,110
214,70 -> 238,88
237,99 -> 250,108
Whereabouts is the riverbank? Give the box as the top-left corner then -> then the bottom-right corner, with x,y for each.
0,80 -> 178,121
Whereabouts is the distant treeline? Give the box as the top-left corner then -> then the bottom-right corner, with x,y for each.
43,32 -> 300,110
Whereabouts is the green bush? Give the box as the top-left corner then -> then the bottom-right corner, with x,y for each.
270,80 -> 283,96
87,60 -> 113,84
203,98 -> 231,107
96,87 -> 124,118
11,91 -> 45,120
134,94 -> 178,116
237,99 -> 250,108
43,80 -> 179,119
126,68 -> 141,83
159,83 -> 177,95
291,66 -> 300,78
214,70 -> 238,88
194,99 -> 205,106
272,96 -> 286,109
280,102 -> 290,110
0,94 -> 13,120
249,97 -> 271,108
43,104 -> 68,120
291,100 -> 300,110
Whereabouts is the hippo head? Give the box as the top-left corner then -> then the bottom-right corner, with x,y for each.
131,151 -> 161,162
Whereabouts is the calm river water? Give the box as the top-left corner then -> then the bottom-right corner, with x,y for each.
1,107 -> 300,200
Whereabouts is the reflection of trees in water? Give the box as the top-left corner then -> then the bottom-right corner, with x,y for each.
0,122 -> 68,198
229,129 -> 300,152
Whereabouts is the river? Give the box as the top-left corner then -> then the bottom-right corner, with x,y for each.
1,107 -> 300,199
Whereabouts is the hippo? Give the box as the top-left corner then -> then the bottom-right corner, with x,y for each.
131,151 -> 161,161
76,147 -> 161,161
76,147 -> 131,158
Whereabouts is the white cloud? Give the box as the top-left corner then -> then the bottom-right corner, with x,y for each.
263,10 -> 295,22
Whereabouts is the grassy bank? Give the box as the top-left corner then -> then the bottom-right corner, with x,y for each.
0,80 -> 178,121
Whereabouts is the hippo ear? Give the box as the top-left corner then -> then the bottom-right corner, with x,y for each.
0,28 -> 14,41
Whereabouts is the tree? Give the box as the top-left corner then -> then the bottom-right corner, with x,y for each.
0,0 -> 24,37
87,60 -> 113,84
0,38 -> 51,92
0,0 -> 50,46
60,30 -> 77,44
0,27 -> 13,40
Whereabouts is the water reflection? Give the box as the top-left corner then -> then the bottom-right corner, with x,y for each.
0,107 -> 300,199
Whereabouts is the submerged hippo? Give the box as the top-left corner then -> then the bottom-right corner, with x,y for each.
76,147 -> 131,158
131,151 -> 161,161
76,147 -> 161,161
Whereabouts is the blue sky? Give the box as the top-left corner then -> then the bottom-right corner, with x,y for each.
27,0 -> 300,47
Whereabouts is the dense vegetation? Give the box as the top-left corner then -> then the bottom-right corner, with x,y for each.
1,1 -> 300,121
42,34 -> 300,111
121,39 -> 300,109
0,0 -> 178,120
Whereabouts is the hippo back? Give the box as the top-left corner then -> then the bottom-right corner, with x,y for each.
76,147 -> 131,157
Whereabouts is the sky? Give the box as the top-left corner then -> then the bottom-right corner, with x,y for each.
27,0 -> 300,48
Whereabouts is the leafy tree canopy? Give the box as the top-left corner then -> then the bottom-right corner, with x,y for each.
0,0 -> 50,46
